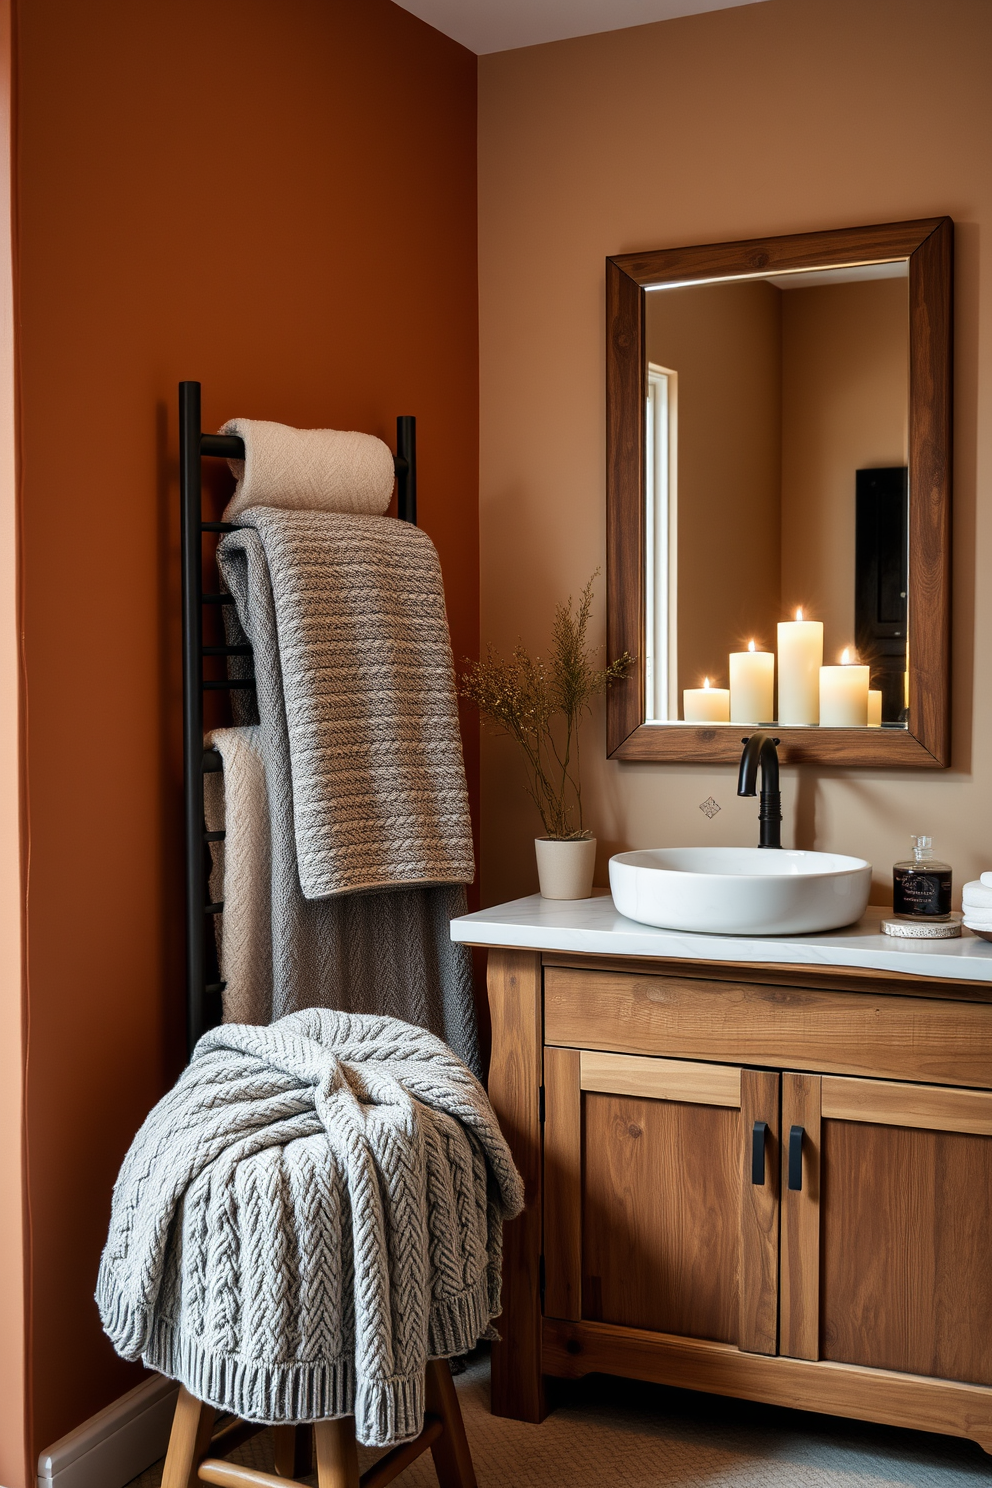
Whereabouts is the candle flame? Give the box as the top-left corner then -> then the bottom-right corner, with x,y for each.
748,639 -> 756,652
795,608 -> 803,621
703,677 -> 710,689
841,647 -> 851,665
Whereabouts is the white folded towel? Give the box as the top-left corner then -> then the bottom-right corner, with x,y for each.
982,871 -> 992,890
962,880 -> 992,909
963,911 -> 992,930
220,417 -> 395,521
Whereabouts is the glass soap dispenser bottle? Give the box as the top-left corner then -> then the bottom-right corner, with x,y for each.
893,835 -> 952,920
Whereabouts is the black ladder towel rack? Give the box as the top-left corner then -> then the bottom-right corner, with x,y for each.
180,380 -> 418,1054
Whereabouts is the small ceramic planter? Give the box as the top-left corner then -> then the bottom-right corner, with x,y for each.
535,836 -> 597,900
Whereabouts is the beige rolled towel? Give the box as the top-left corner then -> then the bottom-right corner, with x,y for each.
220,417 -> 395,521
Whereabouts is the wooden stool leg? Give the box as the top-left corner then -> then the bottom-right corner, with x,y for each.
425,1358 -> 478,1488
162,1387 -> 216,1488
314,1416 -> 360,1488
272,1424 -> 313,1479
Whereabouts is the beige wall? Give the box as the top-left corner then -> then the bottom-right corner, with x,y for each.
646,280 -> 781,702
781,276 -> 909,663
478,0 -> 990,908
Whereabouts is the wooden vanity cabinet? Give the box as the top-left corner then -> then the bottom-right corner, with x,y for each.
486,948 -> 992,1455
785,1072 -> 992,1384
543,1049 -> 780,1353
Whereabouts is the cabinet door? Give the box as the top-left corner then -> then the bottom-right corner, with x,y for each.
781,1071 -> 992,1384
543,1047 -> 780,1353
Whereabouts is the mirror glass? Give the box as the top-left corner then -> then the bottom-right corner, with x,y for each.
644,259 -> 910,730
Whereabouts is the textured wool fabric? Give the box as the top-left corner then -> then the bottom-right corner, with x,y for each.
203,724 -> 479,1072
204,726 -> 273,1025
218,511 -> 475,900
208,511 -> 479,1072
221,419 -> 395,521
97,1009 -> 523,1445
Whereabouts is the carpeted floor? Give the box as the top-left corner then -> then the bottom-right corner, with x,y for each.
129,1352 -> 992,1487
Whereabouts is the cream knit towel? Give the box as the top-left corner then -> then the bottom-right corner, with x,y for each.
217,511 -> 475,900
96,1008 -> 524,1443
203,727 -> 273,1025
221,419 -> 395,522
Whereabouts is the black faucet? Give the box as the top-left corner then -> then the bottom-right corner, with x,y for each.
737,732 -> 782,849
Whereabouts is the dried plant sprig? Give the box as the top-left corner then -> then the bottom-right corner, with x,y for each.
459,573 -> 634,840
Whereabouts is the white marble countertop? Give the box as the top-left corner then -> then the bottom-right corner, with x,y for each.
450,891 -> 992,983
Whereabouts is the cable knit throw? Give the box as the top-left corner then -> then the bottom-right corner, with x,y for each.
97,1009 -> 523,1445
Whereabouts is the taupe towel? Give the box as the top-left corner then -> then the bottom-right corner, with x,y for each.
221,418 -> 395,522
219,509 -> 475,900
204,724 -> 480,1074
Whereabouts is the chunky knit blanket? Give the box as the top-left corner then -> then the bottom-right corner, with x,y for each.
97,1009 -> 523,1445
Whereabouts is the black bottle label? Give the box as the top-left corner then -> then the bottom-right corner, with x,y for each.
893,867 -> 952,918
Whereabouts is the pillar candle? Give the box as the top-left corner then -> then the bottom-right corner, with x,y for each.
730,641 -> 775,723
683,677 -> 730,723
868,689 -> 883,727
777,609 -> 823,725
820,648 -> 870,726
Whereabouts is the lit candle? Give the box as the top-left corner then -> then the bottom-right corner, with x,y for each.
820,648 -> 870,726
730,641 -> 775,724
868,689 -> 883,727
683,676 -> 730,723
777,608 -> 823,725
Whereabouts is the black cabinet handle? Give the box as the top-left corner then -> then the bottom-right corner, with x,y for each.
751,1120 -> 768,1185
788,1125 -> 804,1191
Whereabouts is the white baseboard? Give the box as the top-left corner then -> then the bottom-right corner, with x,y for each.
37,1375 -> 179,1488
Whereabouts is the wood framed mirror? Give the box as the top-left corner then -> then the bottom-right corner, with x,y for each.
606,217 -> 952,767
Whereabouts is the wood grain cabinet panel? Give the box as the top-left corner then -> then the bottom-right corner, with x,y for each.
543,1048 -> 780,1353
818,1078 -> 992,1387
544,967 -> 992,1087
582,1092 -> 740,1340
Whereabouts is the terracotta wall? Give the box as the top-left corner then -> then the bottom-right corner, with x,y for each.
478,0 -> 991,908
13,0 -> 477,1475
0,3 -> 24,1485
781,276 -> 909,661
646,280 -> 782,704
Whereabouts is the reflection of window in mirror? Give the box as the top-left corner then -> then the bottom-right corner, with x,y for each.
645,363 -> 678,720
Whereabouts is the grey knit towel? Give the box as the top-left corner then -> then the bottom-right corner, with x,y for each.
209,508 -> 480,1074
96,1009 -> 524,1445
218,510 -> 475,900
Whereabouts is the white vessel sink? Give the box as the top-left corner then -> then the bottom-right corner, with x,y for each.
609,846 -> 872,936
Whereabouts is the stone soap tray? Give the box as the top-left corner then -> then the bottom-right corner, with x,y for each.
882,914 -> 963,939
